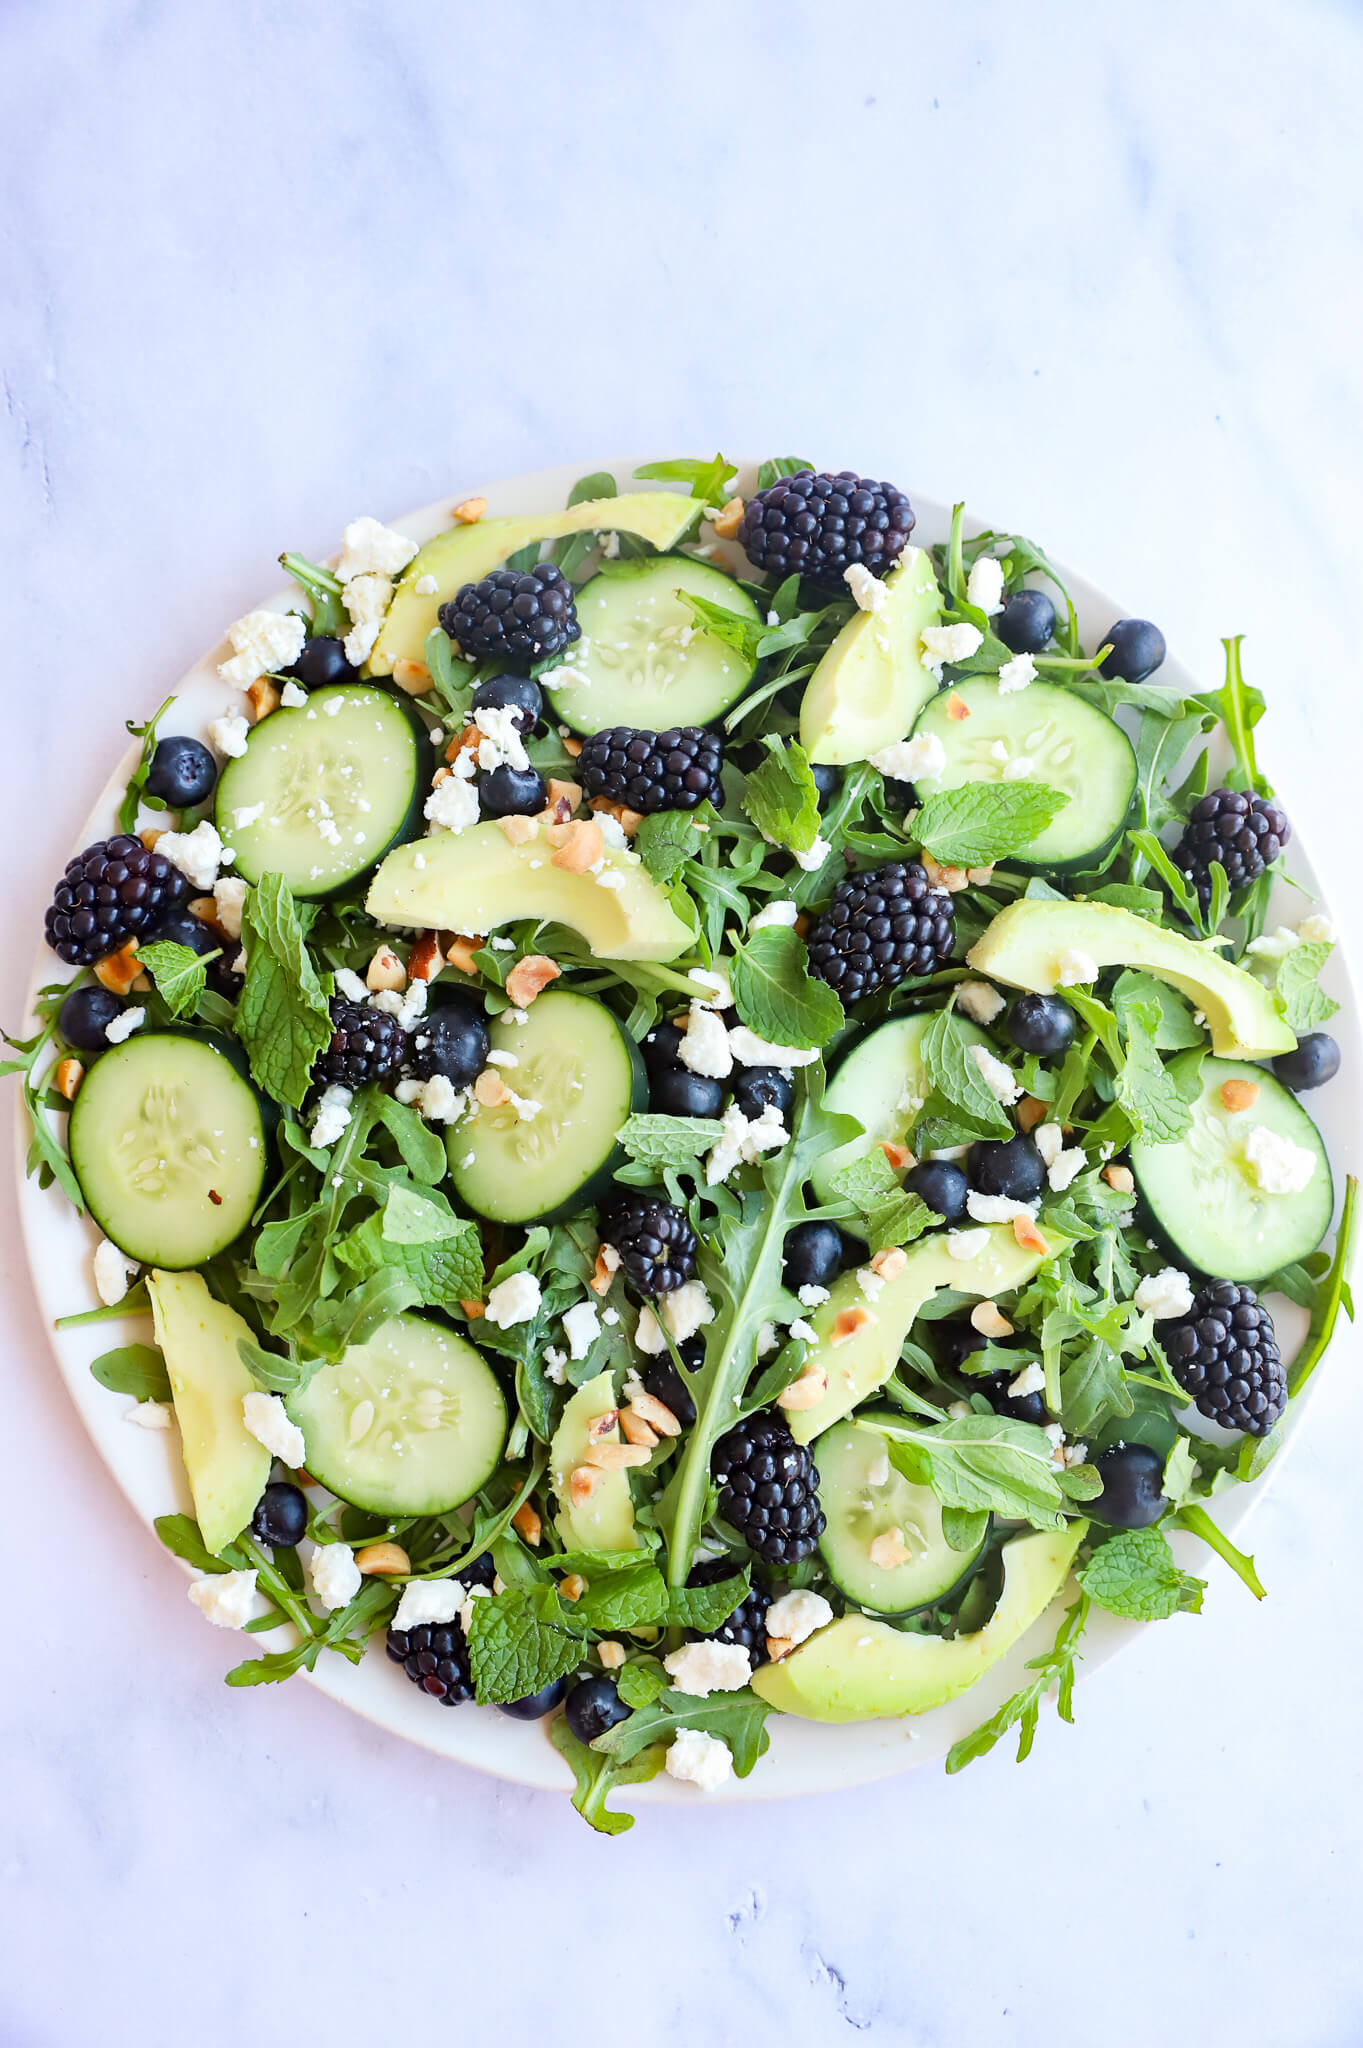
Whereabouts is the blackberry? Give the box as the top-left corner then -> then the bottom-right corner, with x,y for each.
439,562 -> 579,670
386,1618 -> 473,1705
312,998 -> 407,1091
686,1556 -> 772,1663
599,1192 -> 697,1296
737,469 -> 915,591
408,998 -> 489,1089
577,725 -> 723,814
712,1411 -> 825,1565
1163,1282 -> 1287,1436
1173,788 -> 1291,907
45,834 -> 189,966
806,861 -> 954,1004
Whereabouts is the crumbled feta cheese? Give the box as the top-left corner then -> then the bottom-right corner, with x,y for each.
867,732 -> 947,784
966,1191 -> 1038,1224
309,1084 -> 354,1149
334,967 -> 369,1004
757,1321 -> 779,1357
212,876 -> 247,941
688,965 -> 733,1010
945,1228 -> 991,1261
342,571 -> 394,666
727,1025 -> 818,1069
797,1284 -> 830,1308
705,1102 -> 789,1185
663,1639 -> 753,1697
208,711 -> 250,758
1298,913 -> 1335,943
748,898 -> 799,932
955,980 -> 1005,1026
678,1000 -> 733,1079
392,1576 -> 465,1633
103,1006 -> 145,1045
665,1728 -> 733,1792
1008,1362 -> 1047,1399
920,622 -> 983,676
310,1542 -> 362,1612
997,653 -> 1038,694
855,1267 -> 885,1302
1047,1147 -> 1087,1193
393,1073 -> 465,1123
240,1391 -> 307,1467
1054,948 -> 1099,987
336,515 -> 419,583
1043,1422 -> 1066,1452
189,1569 -> 258,1629
561,1299 -> 601,1361
125,1400 -> 174,1430
766,1588 -> 833,1646
1033,1122 -> 1063,1168
156,820 -> 225,890
969,1043 -> 1022,1104
794,835 -> 830,872
93,1237 -> 139,1305
542,1347 -> 567,1385
219,609 -> 306,690
1001,754 -> 1035,782
843,562 -> 887,613
634,1307 -> 666,1355
424,775 -> 480,833
594,811 -> 630,852
866,1446 -> 891,1488
1245,926 -> 1301,964
414,573 -> 439,596
965,555 -> 1005,615
473,703 -> 531,773
789,1318 -> 818,1344
662,1280 -> 715,1346
947,1399 -> 972,1419
1064,1441 -> 1089,1468
485,1271 -> 543,1328
1244,1123 -> 1317,1196
1134,1266 -> 1195,1320
231,802 -> 265,829
278,680 -> 308,709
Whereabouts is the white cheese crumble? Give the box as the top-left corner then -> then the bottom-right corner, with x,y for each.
156,819 -> 225,890
966,1191 -> 1038,1223
394,1074 -> 465,1124
969,1042 -> 1022,1104
342,570 -> 394,666
485,1271 -> 543,1328
310,1542 -> 362,1612
189,1569 -> 258,1629
93,1237 -> 139,1305
278,679 -> 308,708
413,572 -> 439,596
542,1347 -> 567,1386
662,1639 -> 753,1697
1298,913 -> 1335,943
392,1576 -> 465,1633
867,732 -> 947,784
1054,948 -> 1099,987
1008,1362 -> 1047,1399
789,1318 -> 818,1344
208,711 -> 250,758
335,515 -> 418,583
843,562 -> 888,613
1047,1147 -> 1087,1193
945,1228 -> 991,1261
665,1728 -> 733,1792
1245,926 -> 1301,965
1033,1122 -> 1063,1168
334,966 -> 369,1003
219,609 -> 306,690
955,980 -> 1005,1026
757,1321 -> 779,1357
748,898 -> 799,932
560,1299 -> 601,1361
104,1006 -> 145,1045
212,875 -> 247,941
241,1391 -> 307,1467
424,775 -> 480,833
678,1000 -> 733,1080
1001,754 -> 1036,781
1244,1123 -> 1317,1196
704,1102 -> 790,1185
309,1084 -> 354,1149
473,703 -> 531,773
997,653 -> 1038,694
125,1400 -> 174,1430
1134,1266 -> 1195,1320
797,1284 -> 830,1308
765,1588 -> 833,1646
727,1024 -> 818,1069
920,622 -> 983,676
688,965 -> 733,1010
793,835 -> 830,872
965,555 -> 1005,615
231,802 -> 264,829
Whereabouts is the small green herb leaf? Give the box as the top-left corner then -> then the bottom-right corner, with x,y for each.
912,782 -> 1070,867
138,939 -> 217,1021
729,926 -> 843,1050
237,875 -> 333,1109
1076,1527 -> 1205,1619
1273,941 -> 1340,1034
618,1112 -> 727,1168
90,1343 -> 171,1401
740,737 -> 821,853
666,1568 -> 750,1632
635,805 -> 714,886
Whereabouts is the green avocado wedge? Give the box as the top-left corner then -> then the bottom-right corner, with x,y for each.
788,1222 -> 1055,1444
365,818 -> 693,962
751,1524 -> 1085,1722
146,1270 -> 270,1557
967,898 -> 1296,1060
550,1371 -> 639,1552
367,492 -> 704,675
799,544 -> 942,764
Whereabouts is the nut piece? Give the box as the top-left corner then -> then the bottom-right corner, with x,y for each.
496,814 -> 539,847
474,1066 -> 510,1107
511,1500 -> 542,1546
946,690 -> 971,721
446,723 -> 481,765
559,1573 -> 587,1603
970,1301 -> 1014,1340
407,930 -> 445,983
620,1409 -> 659,1449
879,1140 -> 914,1172
589,1245 -> 617,1295
1016,1095 -> 1048,1134
392,657 -> 435,695
1220,1077 -> 1260,1114
94,941 -> 142,996
711,496 -> 745,539
452,496 -> 487,524
627,1389 -> 682,1438
548,818 -> 605,873
588,795 -> 643,837
597,1639 -> 626,1670
53,1057 -> 84,1102
1013,1213 -> 1048,1255
584,1409 -> 619,1443
766,1635 -> 797,1662
868,1527 -> 913,1569
460,1297 -> 485,1319
568,1465 -> 602,1506
547,777 -> 584,817
355,1542 -> 410,1577
830,1306 -> 873,1347
920,851 -> 969,893
777,1364 -> 830,1410
584,1440 -> 653,1470
870,1246 -> 907,1282
505,953 -> 561,1008
965,865 -> 995,886
139,828 -> 164,853
446,934 -> 481,976
1102,1163 -> 1135,1194
246,677 -> 281,722
366,945 -> 407,993
187,894 -> 222,929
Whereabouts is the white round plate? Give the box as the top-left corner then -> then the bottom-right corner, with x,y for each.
16,460 -> 1358,1805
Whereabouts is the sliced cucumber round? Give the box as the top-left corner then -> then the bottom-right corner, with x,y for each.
910,677 -> 1137,872
68,1030 -> 267,1266
816,1415 -> 988,1614
1131,1052 -> 1333,1281
810,1010 -> 991,1207
215,684 -> 425,899
544,556 -> 761,734
446,990 -> 646,1225
285,1313 -> 507,1517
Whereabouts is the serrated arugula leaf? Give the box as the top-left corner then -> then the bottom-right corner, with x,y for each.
676,588 -> 765,665
374,1094 -> 448,1183
1077,1527 -> 1205,1619
280,552 -> 348,638
237,875 -> 333,1109
916,1008 -> 1013,1138
618,1112 -> 727,1168
912,782 -> 1070,867
666,1568 -> 750,1632
1273,941 -> 1339,1033
634,452 -> 737,503
729,925 -> 843,1050
138,939 -> 217,1020
593,1686 -> 774,1777
116,695 -> 175,832
464,1582 -> 593,1704
549,1715 -> 664,1835
946,1593 -> 1089,1772
877,1414 -> 1068,1528
740,738 -> 821,853
154,1512 -> 230,1574
1088,883 -> 1167,918
634,804 -> 714,885
90,1343 -> 171,1401
1193,634 -> 1269,795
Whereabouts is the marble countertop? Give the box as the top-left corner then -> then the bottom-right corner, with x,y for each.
4,4 -> 1362,2043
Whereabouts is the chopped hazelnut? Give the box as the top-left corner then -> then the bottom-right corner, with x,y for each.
505,953 -> 561,1007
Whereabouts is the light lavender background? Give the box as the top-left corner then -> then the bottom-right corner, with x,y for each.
3,4 -> 1361,2044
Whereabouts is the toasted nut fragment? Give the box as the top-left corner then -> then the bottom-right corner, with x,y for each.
407,930 -> 445,983
1013,1213 -> 1048,1255
627,1389 -> 682,1438
868,1527 -> 913,1569
505,953 -> 561,1008
547,778 -> 584,816
548,818 -> 605,873
920,851 -> 969,893
187,894 -> 222,928
966,866 -> 996,885
879,1140 -> 914,1172
130,971 -> 153,993
94,941 -> 142,996
597,1640 -> 626,1670
620,1409 -> 659,1449
588,795 -> 643,837
1016,1096 -> 1048,1134
830,1307 -> 873,1348
1220,1078 -> 1260,1113
778,1365 -> 830,1410
496,813 -> 539,847
511,1500 -> 542,1545
562,733 -> 583,757
1102,1163 -> 1136,1194
585,1408 -> 619,1443
766,1635 -> 797,1662
355,1542 -> 410,1577
870,1246 -> 908,1282
460,1297 -> 485,1319
946,691 -> 971,721
794,913 -> 811,938
452,495 -> 487,524
446,723 -> 481,764
584,1440 -> 653,1470
246,677 -> 281,722
474,1066 -> 510,1107
711,496 -> 745,539
365,945 -> 407,993
53,1057 -> 83,1102
559,1573 -> 587,1602
446,934 -> 481,976
392,657 -> 435,695
971,1301 -> 1014,1339
139,828 -> 164,853
589,1245 -> 617,1295
568,1464 -> 602,1506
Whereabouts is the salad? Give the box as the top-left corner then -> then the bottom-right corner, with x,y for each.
8,456 -> 1356,1833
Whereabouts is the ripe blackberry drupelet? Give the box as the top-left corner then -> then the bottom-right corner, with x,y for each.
712,1411 -> 825,1565
599,1193 -> 697,1296
738,470 -> 915,590
45,835 -> 190,966
440,561 -> 579,669
1163,1282 -> 1287,1435
1173,788 -> 1291,907
577,725 -> 723,814
312,998 -> 407,1091
386,1619 -> 473,1705
806,861 -> 954,1003
686,1557 -> 772,1663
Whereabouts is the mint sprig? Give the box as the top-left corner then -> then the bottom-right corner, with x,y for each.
1076,1527 -> 1205,1619
237,875 -> 333,1109
729,926 -> 843,1050
912,781 -> 1070,867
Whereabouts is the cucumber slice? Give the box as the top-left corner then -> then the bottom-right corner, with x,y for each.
69,1031 -> 267,1266
1131,1053 -> 1332,1281
810,1011 -> 991,1207
285,1313 -> 507,1516
215,684 -> 424,899
816,1415 -> 987,1613
544,557 -> 761,734
446,991 -> 646,1225
911,677 -> 1137,872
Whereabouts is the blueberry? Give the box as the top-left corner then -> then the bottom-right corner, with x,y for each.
249,1482 -> 308,1547
810,762 -> 841,811
563,1674 -> 630,1744
1007,993 -> 1076,1057
288,635 -> 358,690
58,984 -> 125,1052
783,1220 -> 843,1293
1273,1032 -> 1340,1093
970,1134 -> 1046,1203
905,1159 -> 968,1224
409,997 -> 490,1089
939,1322 -> 989,1372
881,776 -> 917,815
147,908 -> 219,956
996,589 -> 1056,655
731,1066 -> 793,1120
1099,618 -> 1166,685
641,1021 -> 685,1073
145,735 -> 217,808
1090,1442 -> 1168,1528
988,1372 -> 1047,1427
643,1351 -> 698,1428
499,1676 -> 568,1720
650,1067 -> 726,1117
472,674 -> 544,734
479,765 -> 547,817
207,953 -> 244,1004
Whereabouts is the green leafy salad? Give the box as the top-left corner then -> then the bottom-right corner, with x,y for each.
8,455 -> 1355,1832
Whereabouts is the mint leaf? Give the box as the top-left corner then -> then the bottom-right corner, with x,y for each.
912,782 -> 1070,867
1077,1527 -> 1205,1619
942,1506 -> 989,1553
238,875 -> 333,1109
616,1657 -> 668,1708
137,939 -> 216,1021
573,1565 -> 668,1631
618,1112 -> 726,1168
1116,1001 -> 1195,1144
90,1343 -> 171,1401
634,453 -> 736,503
1273,941 -> 1339,1034
593,1687 -> 774,1777
465,1583 -> 592,1705
916,1008 -> 1013,1138
946,1593 -> 1089,1772
675,589 -> 765,665
635,805 -> 713,885
878,1414 -> 1067,1528
826,1150 -> 903,1207
740,737 -> 821,853
666,1568 -> 750,1632
334,1201 -> 483,1311
1112,969 -> 1204,1050
729,926 -> 843,1050
827,1154 -> 940,1252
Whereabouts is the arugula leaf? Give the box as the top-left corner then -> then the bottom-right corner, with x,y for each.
593,1686 -> 774,1777
1172,1504 -> 1266,1600
374,1094 -> 447,1183
423,626 -> 476,720
634,805 -> 714,885
279,552 -> 348,639
1089,883 -> 1167,918
1076,1527 -> 1205,1619
634,453 -> 737,504
1,1014 -> 85,1210
137,939 -> 217,1021
618,1112 -> 727,1168
877,1414 -> 1068,1528
1289,1174 -> 1358,1397
1194,634 -> 1268,795
946,1593 -> 1089,1772
464,1582 -> 593,1704
117,695 -> 176,832
154,1512 -> 230,1574
91,1343 -> 171,1401
741,738 -> 821,853
666,1568 -> 751,1632
729,926 -> 843,1050
1273,941 -> 1340,1033
549,1715 -> 663,1835
915,1008 -> 1013,1138
675,589 -> 765,665
912,782 -> 1070,867
237,875 -> 334,1109
942,1506 -> 989,1553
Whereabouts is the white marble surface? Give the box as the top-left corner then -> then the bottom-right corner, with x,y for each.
3,3 -> 1362,2042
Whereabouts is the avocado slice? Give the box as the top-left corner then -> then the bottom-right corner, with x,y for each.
368,492 -> 703,676
751,1524 -> 1085,1722
147,1270 -> 270,1557
550,1370 -> 639,1551
365,819 -> 693,961
788,1222 -> 1054,1444
798,545 -> 942,765
968,898 -> 1296,1060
